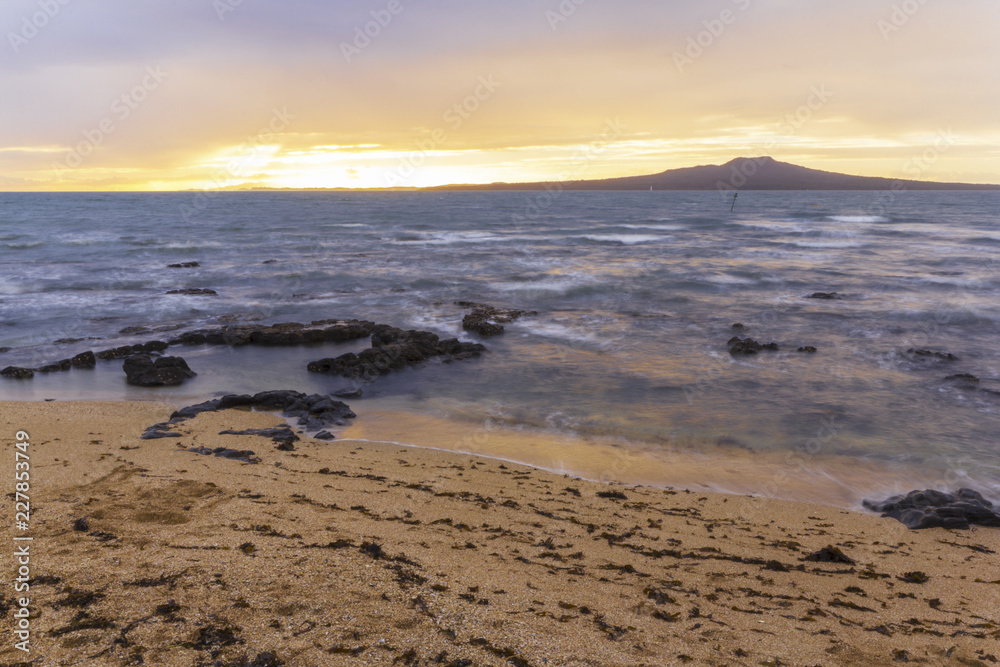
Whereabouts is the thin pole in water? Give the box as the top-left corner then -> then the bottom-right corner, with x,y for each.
730,192 -> 738,212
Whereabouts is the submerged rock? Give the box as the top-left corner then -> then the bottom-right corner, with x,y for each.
97,341 -> 168,360
458,302 -> 536,337
71,351 -> 96,368
167,262 -> 200,268
123,354 -> 197,386
797,346 -> 818,353
37,360 -> 72,373
806,292 -> 841,300
1,366 -> 35,379
728,337 -> 778,356
166,288 -> 217,296
863,488 -> 1000,530
906,348 -> 958,362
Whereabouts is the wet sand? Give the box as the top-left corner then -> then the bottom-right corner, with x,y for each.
1,400 -> 998,666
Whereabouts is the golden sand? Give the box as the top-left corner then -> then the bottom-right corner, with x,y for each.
1,401 -> 998,666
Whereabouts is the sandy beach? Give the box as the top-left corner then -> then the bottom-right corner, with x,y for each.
2,400 -> 998,667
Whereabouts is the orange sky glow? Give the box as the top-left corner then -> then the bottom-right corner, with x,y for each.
2,0 -> 999,191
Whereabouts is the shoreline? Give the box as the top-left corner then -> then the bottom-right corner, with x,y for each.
2,399 -> 999,665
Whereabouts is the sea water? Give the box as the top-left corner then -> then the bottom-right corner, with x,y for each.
1,190 -> 998,506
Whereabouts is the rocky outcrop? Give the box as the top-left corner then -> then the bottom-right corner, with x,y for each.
168,390 -> 356,432
728,337 -> 778,356
797,346 -> 818,353
168,320 -> 374,347
308,325 -> 486,380
167,262 -> 200,268
123,355 -> 197,386
458,302 -> 536,337
863,489 -> 1000,530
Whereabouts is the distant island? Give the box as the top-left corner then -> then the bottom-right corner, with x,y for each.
429,157 -> 1000,192
222,157 -> 1000,193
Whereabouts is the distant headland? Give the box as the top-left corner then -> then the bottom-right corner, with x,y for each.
226,156 -> 1000,192
428,157 -> 1000,192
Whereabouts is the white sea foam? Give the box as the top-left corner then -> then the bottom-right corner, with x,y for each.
578,234 -> 662,245
827,215 -> 889,223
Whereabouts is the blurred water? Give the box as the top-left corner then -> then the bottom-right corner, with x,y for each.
0,190 -> 998,502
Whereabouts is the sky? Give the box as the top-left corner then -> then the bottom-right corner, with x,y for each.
2,0 -> 999,191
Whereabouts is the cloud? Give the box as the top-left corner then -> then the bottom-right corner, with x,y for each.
1,0 -> 997,189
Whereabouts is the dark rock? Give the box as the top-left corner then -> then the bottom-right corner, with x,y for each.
123,354 -> 197,386
0,347 -> 10,354
314,431 -> 336,441
140,421 -> 183,439
797,346 -> 818,353
802,546 -> 855,564
166,288 -> 217,296
728,337 -> 762,356
333,388 -> 363,398
167,262 -> 200,268
97,341 -> 170,360
459,302 -> 535,337
262,259 -> 278,264
71,351 -> 96,368
276,441 -> 296,451
188,446 -> 259,464
141,430 -> 182,440
308,326 -> 486,380
72,517 -> 90,532
162,391 -> 356,442
54,337 -> 85,344
171,399 -> 222,420
863,488 -> 1000,530
37,360 -> 72,373
944,373 -> 979,384
1,366 -> 35,379
731,323 -> 747,331
806,292 -> 841,300
906,348 -> 958,362
761,342 -> 779,352
219,394 -> 255,409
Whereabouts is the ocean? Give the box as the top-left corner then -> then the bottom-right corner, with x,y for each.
1,190 -> 998,508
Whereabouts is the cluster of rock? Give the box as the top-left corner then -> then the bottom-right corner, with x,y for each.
1,318 -> 490,387
864,488 -> 1000,530
1,351 -> 97,379
726,324 -> 819,356
458,302 -> 536,337
142,390 -> 356,444
727,336 -> 779,356
307,324 -> 486,379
